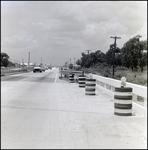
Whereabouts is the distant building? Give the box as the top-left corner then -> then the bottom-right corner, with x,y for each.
20,63 -> 34,67
73,65 -> 81,70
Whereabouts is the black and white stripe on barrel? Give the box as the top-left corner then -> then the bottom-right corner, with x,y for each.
69,74 -> 74,83
114,87 -> 133,116
85,79 -> 96,95
78,75 -> 86,87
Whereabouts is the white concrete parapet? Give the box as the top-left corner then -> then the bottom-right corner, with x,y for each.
92,74 -> 147,116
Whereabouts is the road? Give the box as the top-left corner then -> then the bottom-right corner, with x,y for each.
1,67 -> 66,149
1,68 -> 147,149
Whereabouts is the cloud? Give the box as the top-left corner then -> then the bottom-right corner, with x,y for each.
2,31 -> 37,49
31,21 -> 45,28
1,1 -> 147,65
19,21 -> 27,27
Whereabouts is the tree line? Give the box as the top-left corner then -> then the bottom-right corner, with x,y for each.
1,34 -> 147,72
1,52 -> 15,67
75,35 -> 147,73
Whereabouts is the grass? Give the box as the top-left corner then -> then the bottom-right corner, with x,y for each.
81,64 -> 147,87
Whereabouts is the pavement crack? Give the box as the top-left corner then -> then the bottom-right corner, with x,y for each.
1,105 -> 106,114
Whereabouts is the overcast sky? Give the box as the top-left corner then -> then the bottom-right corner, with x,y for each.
1,1 -> 147,66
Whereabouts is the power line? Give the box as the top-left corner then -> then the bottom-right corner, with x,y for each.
100,38 -> 113,47
98,38 -> 114,51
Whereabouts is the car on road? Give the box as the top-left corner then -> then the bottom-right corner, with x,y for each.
33,67 -> 42,73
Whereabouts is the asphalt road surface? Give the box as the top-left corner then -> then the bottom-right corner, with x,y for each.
1,67 -> 147,149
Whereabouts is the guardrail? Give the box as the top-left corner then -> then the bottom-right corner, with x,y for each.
92,74 -> 147,116
1,68 -> 29,76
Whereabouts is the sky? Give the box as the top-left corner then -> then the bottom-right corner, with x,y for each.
1,1 -> 147,66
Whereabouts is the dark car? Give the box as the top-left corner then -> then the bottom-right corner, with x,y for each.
33,67 -> 42,73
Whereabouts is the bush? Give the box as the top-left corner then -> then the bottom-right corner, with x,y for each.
102,62 -> 108,67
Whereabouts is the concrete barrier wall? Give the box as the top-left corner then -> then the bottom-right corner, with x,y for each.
92,74 -> 147,100
1,68 -> 28,76
92,74 -> 147,116
59,71 -> 147,104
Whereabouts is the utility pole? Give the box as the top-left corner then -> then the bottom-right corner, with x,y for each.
41,57 -> 42,65
110,36 -> 121,76
138,35 -> 142,72
14,60 -> 16,68
28,52 -> 30,69
28,51 -> 35,69
74,58 -> 75,65
86,50 -> 91,54
22,58 -> 24,69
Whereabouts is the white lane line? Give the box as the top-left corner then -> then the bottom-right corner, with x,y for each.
54,69 -> 59,83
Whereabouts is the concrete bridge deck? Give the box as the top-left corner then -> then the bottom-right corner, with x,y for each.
1,71 -> 147,149
55,78 -> 147,149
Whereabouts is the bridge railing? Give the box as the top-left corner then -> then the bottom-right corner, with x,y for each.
59,71 -> 147,105
92,74 -> 147,102
92,74 -> 147,116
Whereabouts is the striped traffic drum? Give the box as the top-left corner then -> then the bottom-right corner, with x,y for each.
78,75 -> 86,87
85,79 -> 96,95
69,74 -> 75,83
114,87 -> 133,116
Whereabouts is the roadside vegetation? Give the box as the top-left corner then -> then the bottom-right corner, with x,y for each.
66,35 -> 147,87
82,63 -> 147,87
1,52 -> 15,67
